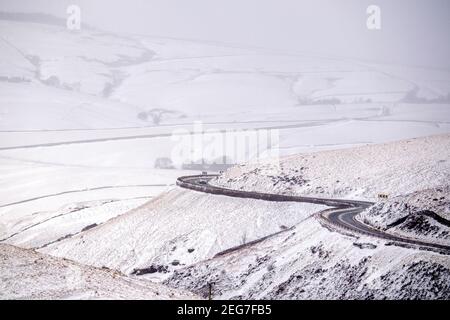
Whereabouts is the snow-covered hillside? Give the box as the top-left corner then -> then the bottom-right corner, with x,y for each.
40,189 -> 324,279
0,243 -> 198,300
34,134 -> 450,299
212,133 -> 450,247
162,137 -> 450,299
1,13 -> 450,300
213,133 -> 450,201
358,186 -> 450,246
165,214 -> 450,299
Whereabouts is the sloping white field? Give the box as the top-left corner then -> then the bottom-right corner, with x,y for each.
112,70 -> 298,116
1,198 -> 149,249
214,133 -> 450,201
0,243 -> 198,300
0,82 -> 147,130
111,52 -> 416,117
0,20 -> 149,95
305,70 -> 413,103
0,39 -> 35,81
140,36 -> 256,60
2,19 -> 450,131
279,113 -> 450,154
364,63 -> 450,101
0,151 -> 184,247
41,188 -> 325,279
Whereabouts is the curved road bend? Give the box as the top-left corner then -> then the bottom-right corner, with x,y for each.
177,175 -> 450,255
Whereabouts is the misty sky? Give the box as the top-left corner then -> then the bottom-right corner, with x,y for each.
1,0 -> 449,68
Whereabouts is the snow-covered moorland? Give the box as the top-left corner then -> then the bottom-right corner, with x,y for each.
1,12 -> 450,299
163,134 -> 450,299
165,216 -> 450,299
36,134 -> 450,299
213,134 -> 450,201
0,243 -> 198,300
40,189 -> 325,280
358,186 -> 450,246
213,133 -> 450,246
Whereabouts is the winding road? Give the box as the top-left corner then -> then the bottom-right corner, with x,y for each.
177,174 -> 450,255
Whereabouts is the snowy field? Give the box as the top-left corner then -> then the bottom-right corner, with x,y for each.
0,14 -> 449,298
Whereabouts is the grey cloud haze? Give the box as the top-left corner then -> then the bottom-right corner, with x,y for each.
0,0 -> 449,68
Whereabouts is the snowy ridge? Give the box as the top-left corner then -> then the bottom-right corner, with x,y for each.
0,243 -> 198,300
213,133 -> 450,201
359,186 -> 450,246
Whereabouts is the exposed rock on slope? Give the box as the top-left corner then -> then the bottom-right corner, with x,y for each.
164,218 -> 450,300
359,187 -> 450,246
